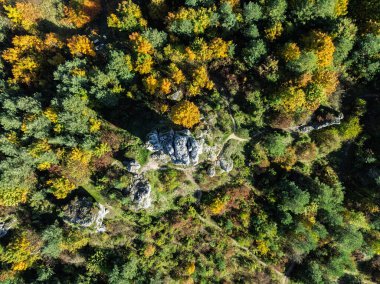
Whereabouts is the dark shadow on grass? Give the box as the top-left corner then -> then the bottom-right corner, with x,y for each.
37,19 -> 79,37
99,98 -> 173,141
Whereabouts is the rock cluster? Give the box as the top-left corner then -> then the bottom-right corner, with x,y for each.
63,198 -> 109,232
124,159 -> 141,173
218,157 -> 234,173
127,176 -> 152,209
297,113 -> 344,133
146,129 -> 202,165
63,198 -> 96,227
0,222 -> 9,238
0,216 -> 16,238
167,90 -> 183,101
95,204 -> 109,233
207,165 -> 216,177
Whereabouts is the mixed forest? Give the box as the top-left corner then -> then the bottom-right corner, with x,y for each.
0,0 -> 379,283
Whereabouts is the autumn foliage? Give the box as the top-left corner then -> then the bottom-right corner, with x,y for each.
63,0 -> 101,28
67,35 -> 96,57
170,100 -> 201,128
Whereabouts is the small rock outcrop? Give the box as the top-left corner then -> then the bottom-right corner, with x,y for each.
146,129 -> 202,166
95,204 -> 109,233
63,198 -> 109,232
0,216 -> 16,238
218,157 -> 234,173
127,176 -> 152,209
207,165 -> 216,177
168,90 -> 183,101
63,198 -> 96,227
0,221 -> 11,238
0,223 -> 7,238
296,113 -> 344,133
125,159 -> 141,173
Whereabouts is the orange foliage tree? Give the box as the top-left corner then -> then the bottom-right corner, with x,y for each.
0,232 -> 41,271
2,34 -> 63,84
63,0 -> 101,28
4,2 -> 41,31
281,42 -> 301,61
67,35 -> 96,57
304,31 -> 335,67
170,100 -> 200,128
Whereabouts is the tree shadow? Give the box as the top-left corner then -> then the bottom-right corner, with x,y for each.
37,19 -> 79,37
99,98 -> 173,141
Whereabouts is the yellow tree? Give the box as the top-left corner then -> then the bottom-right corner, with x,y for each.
2,34 -> 63,84
0,232 -> 41,271
67,35 -> 96,57
169,63 -> 185,85
265,22 -> 283,41
304,31 -> 335,67
0,187 -> 29,207
281,42 -> 301,61
188,66 -> 214,96
170,100 -> 200,128
4,2 -> 41,31
63,0 -> 102,28
2,35 -> 43,84
144,74 -> 158,94
107,0 -> 147,31
334,0 -> 348,16
47,177 -> 76,199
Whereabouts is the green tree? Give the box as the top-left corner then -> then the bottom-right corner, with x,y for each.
218,3 -> 238,31
290,0 -> 337,23
348,33 -> 380,81
41,224 -> 63,258
264,132 -> 293,158
287,51 -> 318,74
243,2 -> 263,22
242,39 -> 267,68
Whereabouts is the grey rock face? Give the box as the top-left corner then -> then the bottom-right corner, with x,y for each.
128,177 -> 152,209
218,157 -> 233,173
63,198 -> 96,227
95,204 -> 109,233
0,216 -> 16,238
203,144 -> 219,161
63,198 -> 109,232
0,222 -> 9,238
207,165 -> 216,177
151,151 -> 170,163
125,159 -> 141,173
168,90 -> 183,101
146,129 -> 202,166
297,113 -> 344,133
146,130 -> 161,151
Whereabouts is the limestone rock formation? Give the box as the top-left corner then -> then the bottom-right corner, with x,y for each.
296,113 -> 344,133
63,198 -> 109,232
63,198 -> 96,227
146,129 -> 202,166
207,165 -> 216,177
127,176 -> 152,209
0,221 -> 12,238
218,157 -> 234,173
167,90 -> 183,101
0,223 -> 7,238
124,159 -> 141,173
95,204 -> 109,233
0,215 -> 16,238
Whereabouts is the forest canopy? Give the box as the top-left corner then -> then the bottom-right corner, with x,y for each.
0,0 -> 379,283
